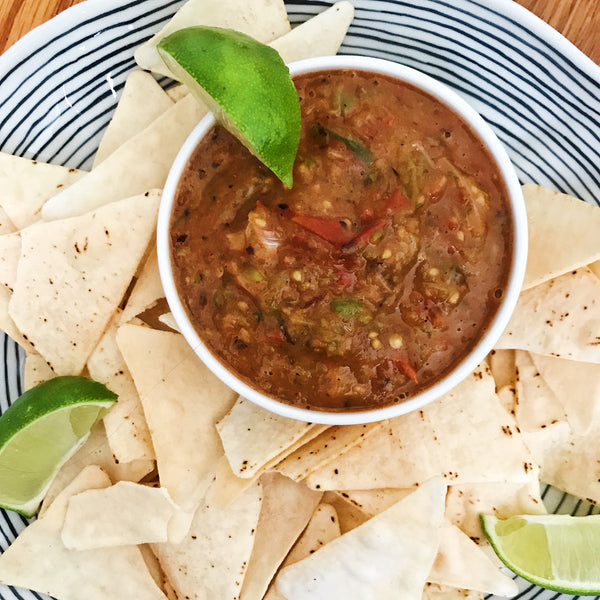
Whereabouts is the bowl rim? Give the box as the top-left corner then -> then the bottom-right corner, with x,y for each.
157,54 -> 528,425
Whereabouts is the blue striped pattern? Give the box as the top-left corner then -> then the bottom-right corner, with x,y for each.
1,1 -> 599,599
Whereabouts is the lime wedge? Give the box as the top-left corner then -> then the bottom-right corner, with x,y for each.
0,376 -> 117,517
157,26 -> 301,187
480,513 -> 600,594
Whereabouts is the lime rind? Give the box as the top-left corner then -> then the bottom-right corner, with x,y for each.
157,26 -> 301,187
480,513 -> 600,595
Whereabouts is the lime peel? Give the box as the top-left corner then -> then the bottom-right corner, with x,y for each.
157,26 -> 301,187
0,376 -> 117,517
481,513 -> 600,595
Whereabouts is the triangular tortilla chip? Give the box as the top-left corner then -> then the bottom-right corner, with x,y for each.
152,479 -> 263,600
514,350 -> 566,431
0,231 -> 20,291
23,351 -> 55,390
269,1 -> 354,63
423,583 -> 483,600
117,324 -> 237,511
61,481 -> 181,549
0,151 -> 84,228
87,313 -> 155,462
39,421 -> 155,515
428,522 -> 517,597
93,70 -> 174,166
275,477 -> 446,600
0,205 -> 16,234
42,95 -> 204,219
274,422 -> 383,482
264,502 -> 342,600
241,472 -> 322,600
216,396 -> 316,479
495,267 -> 600,363
134,0 -> 290,79
9,191 -> 161,374
305,365 -> 534,490
445,479 -> 546,545
119,245 -> 164,324
0,466 -> 167,600
522,183 -> 600,289
529,351 -> 600,435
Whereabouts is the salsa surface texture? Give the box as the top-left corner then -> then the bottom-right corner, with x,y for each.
170,69 -> 512,411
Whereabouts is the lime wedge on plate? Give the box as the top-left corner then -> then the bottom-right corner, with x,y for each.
157,26 -> 301,187
0,376 -> 117,517
481,513 -> 600,594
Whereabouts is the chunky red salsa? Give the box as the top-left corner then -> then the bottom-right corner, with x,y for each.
170,69 -> 512,411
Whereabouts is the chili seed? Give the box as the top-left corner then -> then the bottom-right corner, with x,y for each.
370,337 -> 383,350
389,334 -> 404,349
381,248 -> 392,259
292,270 -> 303,282
368,331 -> 379,339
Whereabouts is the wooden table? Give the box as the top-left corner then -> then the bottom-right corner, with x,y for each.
0,0 -> 599,64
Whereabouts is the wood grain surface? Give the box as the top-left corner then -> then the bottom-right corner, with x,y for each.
0,0 -> 599,63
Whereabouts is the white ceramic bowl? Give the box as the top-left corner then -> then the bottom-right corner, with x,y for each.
157,55 -> 527,425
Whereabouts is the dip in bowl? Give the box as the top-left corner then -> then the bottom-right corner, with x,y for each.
157,55 -> 527,424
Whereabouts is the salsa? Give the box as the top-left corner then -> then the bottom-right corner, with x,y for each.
170,69 -> 512,411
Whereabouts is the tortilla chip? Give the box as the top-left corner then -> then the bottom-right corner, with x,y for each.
153,479 -> 263,600
263,502 -> 341,600
157,311 -> 180,332
240,472 -> 322,600
423,583 -> 483,600
134,0 -> 290,79
274,422 -> 383,482
23,351 -> 55,390
87,313 -> 155,462
487,349 -> 516,392
445,479 -> 546,545
42,95 -> 204,220
529,351 -> 600,435
522,183 -> 600,289
495,267 -> 600,363
275,477 -> 446,600
514,350 -> 566,432
305,365 -> 534,490
0,152 -> 84,229
0,231 -> 20,291
9,191 -> 161,375
61,481 -> 181,549
165,84 -> 189,103
216,396 -> 316,479
0,285 -> 29,349
117,324 -> 237,511
589,259 -> 600,279
119,245 -> 164,325
336,488 -> 414,517
269,1 -> 354,63
0,205 -> 16,234
93,70 -> 174,166
39,421 -> 155,515
320,491 -> 370,533
0,466 -> 168,600
522,416 -> 600,505
429,522 -> 517,597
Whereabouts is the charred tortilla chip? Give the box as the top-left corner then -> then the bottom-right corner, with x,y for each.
275,477 -> 446,600
9,191 -> 161,375
522,183 -> 600,289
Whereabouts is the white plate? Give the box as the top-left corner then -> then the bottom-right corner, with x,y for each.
1,1 -> 599,599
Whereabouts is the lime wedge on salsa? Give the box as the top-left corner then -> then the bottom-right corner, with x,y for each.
0,376 -> 117,517
157,26 -> 301,187
481,513 -> 600,594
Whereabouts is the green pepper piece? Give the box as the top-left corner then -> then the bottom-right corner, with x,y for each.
331,298 -> 364,320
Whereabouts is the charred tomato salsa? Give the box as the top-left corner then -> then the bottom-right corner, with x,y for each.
170,69 -> 512,411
